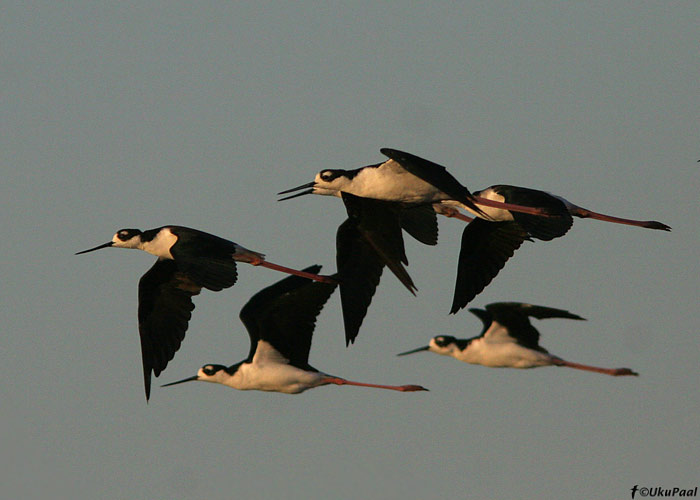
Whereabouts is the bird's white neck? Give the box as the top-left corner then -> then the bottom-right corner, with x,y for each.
139,228 -> 177,259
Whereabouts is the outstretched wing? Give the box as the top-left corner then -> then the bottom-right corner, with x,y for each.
337,193 -> 417,345
336,218 -> 384,346
488,302 -> 585,321
341,192 -> 417,294
138,259 -> 202,400
400,204 -> 439,246
450,219 -> 530,314
239,266 -> 337,367
477,302 -> 585,348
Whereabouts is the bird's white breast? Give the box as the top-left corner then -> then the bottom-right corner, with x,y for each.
452,337 -> 552,368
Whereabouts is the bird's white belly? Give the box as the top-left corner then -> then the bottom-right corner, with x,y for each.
226,362 -> 325,394
346,164 -> 447,203
454,339 -> 552,368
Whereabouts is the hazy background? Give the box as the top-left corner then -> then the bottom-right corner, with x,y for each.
3,2 -> 697,499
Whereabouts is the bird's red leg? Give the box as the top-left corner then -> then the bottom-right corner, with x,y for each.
551,357 -> 638,376
569,206 -> 671,231
257,260 -> 338,284
320,376 -> 428,392
433,203 -> 474,223
237,254 -> 338,284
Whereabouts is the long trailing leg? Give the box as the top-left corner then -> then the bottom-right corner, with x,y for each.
320,376 -> 428,392
236,252 -> 338,284
551,357 -> 638,376
433,203 -> 474,223
568,205 -> 670,231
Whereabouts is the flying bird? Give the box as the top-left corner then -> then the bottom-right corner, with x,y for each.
398,302 -> 638,377
278,148 -> 555,224
162,266 -> 428,395
76,225 -> 335,400
435,184 -> 670,233
440,183 -> 670,313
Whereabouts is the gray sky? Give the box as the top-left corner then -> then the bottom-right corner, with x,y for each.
3,2 -> 698,499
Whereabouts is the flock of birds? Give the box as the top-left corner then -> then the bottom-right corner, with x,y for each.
77,148 -> 670,401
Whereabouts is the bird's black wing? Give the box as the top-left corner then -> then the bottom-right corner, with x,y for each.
380,148 -> 486,217
341,192 -> 416,292
170,256 -> 238,292
400,204 -> 439,246
466,303 -> 584,348
336,218 -> 384,346
335,193 -> 417,344
239,266 -> 337,367
480,302 -> 584,348
138,259 -> 202,400
479,302 -> 542,348
487,186 -> 573,241
450,219 -> 530,314
488,302 -> 585,321
169,227 -> 239,291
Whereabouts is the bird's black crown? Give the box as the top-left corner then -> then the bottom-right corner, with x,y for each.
202,364 -> 227,376
319,169 -> 346,182
433,335 -> 456,347
116,228 -> 142,241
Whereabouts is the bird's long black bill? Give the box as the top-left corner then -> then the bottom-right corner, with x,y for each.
396,345 -> 430,356
75,241 -> 113,255
161,375 -> 199,387
278,189 -> 314,201
277,182 -> 315,201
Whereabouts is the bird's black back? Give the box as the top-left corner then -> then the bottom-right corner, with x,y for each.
168,226 -> 240,291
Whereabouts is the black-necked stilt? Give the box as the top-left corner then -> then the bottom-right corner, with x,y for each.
76,226 -> 336,400
278,148 -> 556,220
162,266 -> 428,395
398,302 -> 638,377
441,184 -> 669,313
436,184 -> 671,233
336,192 -> 419,345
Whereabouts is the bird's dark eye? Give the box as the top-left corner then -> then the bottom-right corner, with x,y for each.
434,336 -> 449,347
116,229 -> 140,241
117,229 -> 138,241
202,365 -> 216,376
320,170 -> 334,182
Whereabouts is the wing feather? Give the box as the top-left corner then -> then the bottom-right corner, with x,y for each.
138,260 -> 202,400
